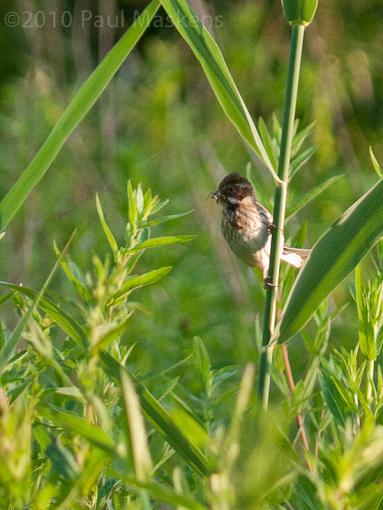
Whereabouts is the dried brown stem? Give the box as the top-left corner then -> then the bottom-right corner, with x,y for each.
281,343 -> 312,471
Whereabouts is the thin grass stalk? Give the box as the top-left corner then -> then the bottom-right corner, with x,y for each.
280,343 -> 312,471
258,25 -> 305,408
366,359 -> 375,404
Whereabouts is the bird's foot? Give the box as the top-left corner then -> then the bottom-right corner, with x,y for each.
268,223 -> 277,235
264,277 -> 278,290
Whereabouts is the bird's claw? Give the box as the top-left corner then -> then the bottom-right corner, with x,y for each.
268,223 -> 277,235
264,277 -> 278,290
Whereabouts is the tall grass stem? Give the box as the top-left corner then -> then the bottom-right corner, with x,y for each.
366,359 -> 375,404
258,24 -> 305,408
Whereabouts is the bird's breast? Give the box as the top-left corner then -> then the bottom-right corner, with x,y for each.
221,204 -> 269,266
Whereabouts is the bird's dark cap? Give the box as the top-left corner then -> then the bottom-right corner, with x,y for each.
217,172 -> 254,199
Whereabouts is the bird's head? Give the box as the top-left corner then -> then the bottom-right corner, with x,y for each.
211,172 -> 255,207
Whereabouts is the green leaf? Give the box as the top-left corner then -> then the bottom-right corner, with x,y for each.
319,370 -> 351,426
55,387 -> 87,404
120,370 -> 153,481
291,120 -> 315,158
355,266 -> 373,360
127,181 -> 138,234
286,174 -> 344,221
160,0 -> 277,180
129,235 -> 196,252
0,1 -> 160,230
0,282 -> 88,348
142,209 -> 194,228
53,241 -> 92,302
277,177 -> 383,342
354,266 -> 383,360
192,337 -> 212,396
92,318 -> 132,352
46,439 -> 79,480
122,477 -> 208,510
289,145 -> 317,180
100,351 -> 215,476
292,474 -> 325,510
369,147 -> 382,178
42,408 -> 115,453
96,194 -> 119,256
0,234 -> 74,374
111,267 -> 172,302
55,449 -> 109,510
258,117 -> 279,170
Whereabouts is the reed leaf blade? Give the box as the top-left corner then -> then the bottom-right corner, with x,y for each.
278,178 -> 383,342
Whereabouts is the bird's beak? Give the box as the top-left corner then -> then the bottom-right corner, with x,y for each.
210,191 -> 222,203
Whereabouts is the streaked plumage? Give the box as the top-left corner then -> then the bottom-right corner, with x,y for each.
212,172 -> 309,281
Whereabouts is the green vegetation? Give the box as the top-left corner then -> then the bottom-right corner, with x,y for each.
0,0 -> 383,508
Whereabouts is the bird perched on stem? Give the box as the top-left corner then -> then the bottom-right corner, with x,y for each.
211,172 -> 309,286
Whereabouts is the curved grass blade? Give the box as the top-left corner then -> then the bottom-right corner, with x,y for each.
96,194 -> 119,256
286,174 -> 344,221
369,147 -> 382,178
0,0 -> 160,230
160,0 -> 277,180
121,477 -> 208,510
120,370 -> 153,481
277,177 -> 383,343
53,241 -> 92,302
129,235 -> 196,252
110,266 -> 172,302
142,209 -> 194,228
0,234 -> 75,373
0,282 -> 87,348
100,351 -> 215,476
55,449 -> 109,510
42,407 -> 115,453
289,145 -> 317,180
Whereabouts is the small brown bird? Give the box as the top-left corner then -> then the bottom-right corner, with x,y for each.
211,172 -> 309,285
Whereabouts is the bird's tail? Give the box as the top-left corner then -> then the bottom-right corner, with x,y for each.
281,246 -> 310,269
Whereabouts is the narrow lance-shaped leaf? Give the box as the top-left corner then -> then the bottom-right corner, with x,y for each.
0,282 -> 88,348
0,0 -> 160,230
289,145 -> 317,180
55,450 -> 109,510
355,266 -> 374,360
0,233 -> 75,373
369,146 -> 382,178
96,194 -> 119,256
160,0 -> 277,181
129,235 -> 196,252
277,177 -> 383,343
142,209 -> 193,228
111,266 -> 172,302
286,174 -> 344,221
100,351 -> 215,476
120,370 -> 153,481
127,180 -> 138,238
53,240 -> 92,302
121,477 -> 208,510
41,407 -> 116,453
192,337 -> 212,396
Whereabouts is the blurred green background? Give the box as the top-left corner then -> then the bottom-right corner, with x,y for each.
0,0 -> 382,379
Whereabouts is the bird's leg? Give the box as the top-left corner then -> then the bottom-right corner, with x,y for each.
262,265 -> 278,290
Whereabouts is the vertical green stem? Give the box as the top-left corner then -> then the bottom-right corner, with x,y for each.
366,359 -> 375,404
258,24 -> 305,407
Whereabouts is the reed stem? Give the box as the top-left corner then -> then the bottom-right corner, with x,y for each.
366,359 -> 375,404
258,24 -> 305,408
